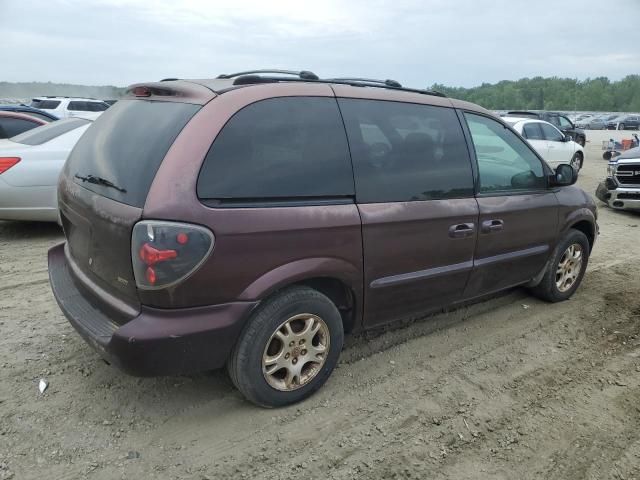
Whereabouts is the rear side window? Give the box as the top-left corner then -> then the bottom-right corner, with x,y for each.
197,97 -> 353,200
68,101 -> 89,111
11,118 -> 89,145
65,100 -> 200,207
88,102 -> 108,112
30,99 -> 61,109
0,117 -> 39,137
338,98 -> 474,202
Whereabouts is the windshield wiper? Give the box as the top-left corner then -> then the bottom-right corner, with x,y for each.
75,174 -> 127,193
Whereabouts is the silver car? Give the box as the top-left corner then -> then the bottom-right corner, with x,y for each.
0,118 -> 91,222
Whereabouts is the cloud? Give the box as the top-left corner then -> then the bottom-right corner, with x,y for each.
1,0 -> 638,87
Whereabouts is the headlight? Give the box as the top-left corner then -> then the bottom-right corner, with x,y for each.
607,163 -> 616,176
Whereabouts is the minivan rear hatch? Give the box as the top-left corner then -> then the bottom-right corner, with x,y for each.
59,97 -> 202,316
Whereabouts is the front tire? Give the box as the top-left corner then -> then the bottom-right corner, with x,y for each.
570,152 -> 583,171
618,123 -> 625,130
228,286 -> 344,407
529,230 -> 590,302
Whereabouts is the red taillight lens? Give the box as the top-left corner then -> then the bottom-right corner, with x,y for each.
131,221 -> 214,290
132,86 -> 151,97
176,232 -> 189,245
139,243 -> 177,265
0,157 -> 20,174
145,267 -> 157,285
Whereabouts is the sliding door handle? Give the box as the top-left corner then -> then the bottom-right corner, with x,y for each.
481,219 -> 504,233
449,223 -> 475,238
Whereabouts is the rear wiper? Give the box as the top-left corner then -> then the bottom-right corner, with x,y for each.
75,174 -> 127,193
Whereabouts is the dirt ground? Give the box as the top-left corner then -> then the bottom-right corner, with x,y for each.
1,130 -> 639,480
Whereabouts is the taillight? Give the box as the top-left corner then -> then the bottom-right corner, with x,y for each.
0,157 -> 20,174
131,221 -> 214,290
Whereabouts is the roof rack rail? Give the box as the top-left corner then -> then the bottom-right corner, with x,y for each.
209,70 -> 446,98
217,69 -> 319,80
160,77 -> 180,82
326,77 -> 402,88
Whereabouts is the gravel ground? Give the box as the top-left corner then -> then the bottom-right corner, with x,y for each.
1,130 -> 639,480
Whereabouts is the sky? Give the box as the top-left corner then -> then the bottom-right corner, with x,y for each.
2,0 -> 639,88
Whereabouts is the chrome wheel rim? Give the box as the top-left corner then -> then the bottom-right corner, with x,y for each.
556,243 -> 583,293
262,314 -> 330,391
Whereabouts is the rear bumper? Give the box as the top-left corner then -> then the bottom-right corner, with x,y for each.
48,243 -> 258,376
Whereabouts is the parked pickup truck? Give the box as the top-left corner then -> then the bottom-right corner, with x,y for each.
596,146 -> 640,211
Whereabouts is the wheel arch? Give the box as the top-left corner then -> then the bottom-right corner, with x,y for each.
238,258 -> 363,333
569,219 -> 596,251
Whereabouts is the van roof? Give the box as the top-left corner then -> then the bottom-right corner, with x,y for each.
125,70 -> 493,116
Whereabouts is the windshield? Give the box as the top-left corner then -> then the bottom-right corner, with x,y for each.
10,118 -> 90,145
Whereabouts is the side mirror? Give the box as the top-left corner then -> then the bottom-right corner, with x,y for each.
550,164 -> 578,186
564,134 -> 572,142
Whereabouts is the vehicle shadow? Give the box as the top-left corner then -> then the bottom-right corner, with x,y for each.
71,288 -> 531,413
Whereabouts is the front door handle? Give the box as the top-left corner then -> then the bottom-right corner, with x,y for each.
481,219 -> 504,233
449,223 -> 475,238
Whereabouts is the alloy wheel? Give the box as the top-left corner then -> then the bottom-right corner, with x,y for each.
262,313 -> 330,391
556,243 -> 583,293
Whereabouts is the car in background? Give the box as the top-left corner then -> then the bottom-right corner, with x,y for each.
505,111 -> 586,146
30,97 -> 110,120
576,115 -> 609,130
0,104 -> 59,122
0,111 -> 47,139
572,113 -> 593,123
0,117 -> 92,222
504,117 -> 584,172
606,114 -> 640,130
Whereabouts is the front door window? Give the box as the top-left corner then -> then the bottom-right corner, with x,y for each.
464,113 -> 546,193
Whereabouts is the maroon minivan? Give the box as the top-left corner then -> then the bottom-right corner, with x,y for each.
48,70 -> 597,407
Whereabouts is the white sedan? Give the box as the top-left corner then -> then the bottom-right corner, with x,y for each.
504,117 -> 584,172
0,118 -> 91,222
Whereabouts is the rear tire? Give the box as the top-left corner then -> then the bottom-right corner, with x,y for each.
228,286 -> 344,408
529,229 -> 590,303
618,123 -> 625,130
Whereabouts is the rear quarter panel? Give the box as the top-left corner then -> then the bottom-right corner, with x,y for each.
142,83 -> 364,313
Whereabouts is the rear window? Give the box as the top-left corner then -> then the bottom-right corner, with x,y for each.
197,97 -> 354,201
11,118 -> 90,145
68,101 -> 88,111
65,99 -> 200,207
0,117 -> 40,137
31,99 -> 61,109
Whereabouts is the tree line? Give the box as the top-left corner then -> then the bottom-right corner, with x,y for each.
430,75 -> 640,112
2,75 -> 639,112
